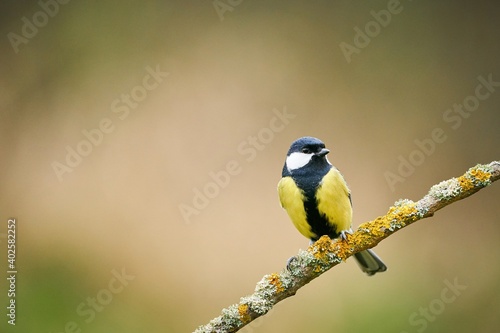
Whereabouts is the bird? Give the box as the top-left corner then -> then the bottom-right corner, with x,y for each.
277,136 -> 387,276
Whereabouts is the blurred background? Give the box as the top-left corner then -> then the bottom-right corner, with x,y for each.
1,1 -> 499,332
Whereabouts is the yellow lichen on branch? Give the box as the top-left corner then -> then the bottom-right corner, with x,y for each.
193,161 -> 500,333
268,273 -> 285,293
237,304 -> 251,324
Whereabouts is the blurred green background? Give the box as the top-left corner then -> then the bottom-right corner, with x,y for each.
1,1 -> 499,332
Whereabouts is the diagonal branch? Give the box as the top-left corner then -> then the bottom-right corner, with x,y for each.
193,161 -> 500,333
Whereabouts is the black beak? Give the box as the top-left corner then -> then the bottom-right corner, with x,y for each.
315,148 -> 330,157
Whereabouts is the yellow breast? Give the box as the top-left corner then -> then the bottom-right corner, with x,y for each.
315,168 -> 352,234
277,176 -> 315,239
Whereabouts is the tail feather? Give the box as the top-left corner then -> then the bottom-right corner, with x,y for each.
353,249 -> 387,276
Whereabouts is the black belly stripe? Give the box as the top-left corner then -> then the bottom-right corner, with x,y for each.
302,190 -> 340,241
292,166 -> 341,241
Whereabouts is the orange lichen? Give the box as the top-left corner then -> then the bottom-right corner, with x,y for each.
335,242 -> 350,261
457,175 -> 474,191
388,202 -> 417,222
267,273 -> 284,293
309,236 -> 335,260
361,216 -> 388,238
468,168 -> 491,183
356,201 -> 418,243
302,200 -> 420,272
455,166 -> 492,192
238,304 -> 251,324
319,234 -> 353,261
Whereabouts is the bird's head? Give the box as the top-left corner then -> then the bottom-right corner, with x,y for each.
283,136 -> 331,174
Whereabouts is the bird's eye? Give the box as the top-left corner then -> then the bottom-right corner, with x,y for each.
302,148 -> 311,154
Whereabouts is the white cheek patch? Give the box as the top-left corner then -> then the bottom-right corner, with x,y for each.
286,152 -> 313,171
325,156 -> 332,165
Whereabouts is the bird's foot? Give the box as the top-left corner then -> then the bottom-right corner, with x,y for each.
340,228 -> 353,241
286,256 -> 298,271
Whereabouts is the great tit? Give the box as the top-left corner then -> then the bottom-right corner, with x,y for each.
277,136 -> 387,276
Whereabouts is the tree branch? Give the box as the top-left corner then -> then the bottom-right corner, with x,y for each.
193,161 -> 500,333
